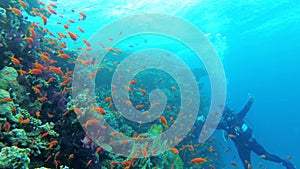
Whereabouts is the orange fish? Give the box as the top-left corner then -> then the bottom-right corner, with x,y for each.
39,131 -> 50,139
32,86 -> 42,96
95,146 -> 102,153
190,157 -> 208,165
18,69 -> 26,76
159,115 -> 168,128
5,121 -> 10,133
85,159 -> 92,168
110,161 -> 118,166
67,31 -> 78,41
83,119 -> 99,128
47,6 -> 57,14
8,5 -> 22,16
39,14 -> 48,25
78,27 -> 85,33
68,153 -> 74,160
105,97 -> 111,102
29,68 -> 42,75
48,66 -> 63,74
37,96 -> 48,102
19,117 -> 30,124
140,89 -> 146,95
59,53 -> 71,59
24,37 -> 34,44
72,107 -> 83,115
10,55 -> 21,65
60,78 -> 72,86
34,61 -> 44,70
78,11 -> 86,20
169,148 -> 179,154
142,147 -> 148,159
82,39 -> 91,46
54,151 -> 60,159
93,106 -> 106,115
135,105 -> 143,109
63,24 -> 69,29
36,111 -> 41,118
18,0 -> 27,9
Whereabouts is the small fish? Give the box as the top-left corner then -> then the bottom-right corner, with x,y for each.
59,53 -> 71,59
1,98 -> 13,103
142,147 -> 148,159
78,11 -> 87,20
37,95 -> 48,102
209,146 -> 215,153
95,146 -> 102,153
230,161 -> 238,167
36,111 -> 41,118
8,5 -> 22,16
159,115 -> 168,128
24,37 -> 34,44
48,66 -> 63,74
93,106 -> 105,115
39,131 -> 50,139
32,86 -> 42,96
68,153 -> 74,160
67,31 -> 78,41
54,151 -> 60,159
19,116 -> 30,124
78,27 -> 85,33
18,0 -> 27,9
5,121 -> 10,133
10,55 -> 21,65
82,39 -> 91,46
33,61 -> 44,70
72,107 -> 82,115
60,78 -> 72,86
39,14 -> 48,25
110,161 -> 118,167
18,69 -> 27,76
228,134 -> 236,138
29,68 -> 42,74
140,89 -> 146,95
169,148 -> 179,154
63,24 -> 69,29
190,157 -> 208,165
85,159 -> 92,168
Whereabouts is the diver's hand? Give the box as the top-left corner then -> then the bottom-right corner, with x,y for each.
248,94 -> 254,103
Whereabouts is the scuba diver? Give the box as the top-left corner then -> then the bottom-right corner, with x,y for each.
217,97 -> 296,169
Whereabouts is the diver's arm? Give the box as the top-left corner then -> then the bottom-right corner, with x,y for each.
237,97 -> 254,120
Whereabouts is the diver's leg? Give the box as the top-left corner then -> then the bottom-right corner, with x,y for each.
248,138 -> 283,163
249,138 -> 296,169
236,144 -> 251,169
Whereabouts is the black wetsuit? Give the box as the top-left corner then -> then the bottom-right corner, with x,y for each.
217,99 -> 295,169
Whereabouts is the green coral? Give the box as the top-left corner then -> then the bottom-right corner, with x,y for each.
0,66 -> 18,90
0,146 -> 31,169
0,89 -> 18,122
9,129 -> 29,147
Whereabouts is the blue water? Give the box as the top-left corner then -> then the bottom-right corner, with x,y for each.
41,0 -> 300,168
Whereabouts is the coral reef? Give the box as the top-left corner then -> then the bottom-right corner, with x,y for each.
0,146 -> 31,169
0,0 -> 222,168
